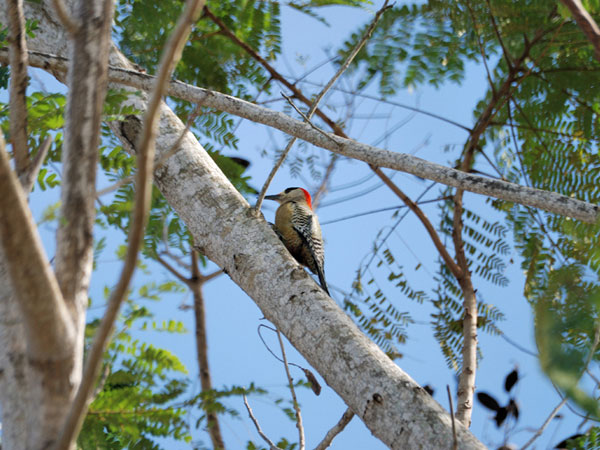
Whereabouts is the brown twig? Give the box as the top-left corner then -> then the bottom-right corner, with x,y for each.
243,395 -> 284,450
464,0 -> 496,97
253,0 -> 392,213
447,385 -> 458,450
55,1 -> 207,448
7,0 -> 31,176
314,407 -> 355,450
485,0 -> 514,70
190,251 -> 226,450
276,329 -> 305,450
372,167 -> 463,279
559,0 -> 600,61
453,27 -> 551,427
312,154 -> 338,209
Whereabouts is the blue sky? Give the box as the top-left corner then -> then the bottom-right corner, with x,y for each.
2,1 -> 590,449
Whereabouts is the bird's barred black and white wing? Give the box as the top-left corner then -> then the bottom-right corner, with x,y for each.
292,208 -> 329,295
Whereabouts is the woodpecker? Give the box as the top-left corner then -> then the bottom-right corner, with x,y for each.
265,187 -> 329,296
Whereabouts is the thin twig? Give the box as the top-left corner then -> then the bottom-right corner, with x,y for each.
243,395 -> 283,450
314,407 -> 355,450
155,253 -> 191,285
253,0 -> 392,213
7,0 -> 31,176
372,166 -> 463,279
485,0 -> 514,70
281,93 -> 339,144
520,397 -> 568,450
320,196 -> 451,225
55,1 -> 206,448
464,0 -> 496,97
190,250 -> 226,450
277,329 -> 305,450
447,385 -> 458,450
312,154 -> 338,209
51,0 -> 80,34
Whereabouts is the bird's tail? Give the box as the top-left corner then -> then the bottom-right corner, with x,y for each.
316,266 -> 330,296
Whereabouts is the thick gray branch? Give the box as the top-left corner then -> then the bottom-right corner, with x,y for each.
5,48 -> 598,223
7,3 -> 486,448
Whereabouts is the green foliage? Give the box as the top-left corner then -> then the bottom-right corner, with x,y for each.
80,286 -> 191,449
534,263 -> 600,418
565,428 -> 600,450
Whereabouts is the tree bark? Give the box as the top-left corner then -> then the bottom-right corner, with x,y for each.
3,49 -> 598,223
1,2 -> 488,448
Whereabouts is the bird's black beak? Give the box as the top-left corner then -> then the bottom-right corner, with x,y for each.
264,194 -> 281,201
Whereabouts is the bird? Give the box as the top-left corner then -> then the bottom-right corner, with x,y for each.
265,187 -> 329,296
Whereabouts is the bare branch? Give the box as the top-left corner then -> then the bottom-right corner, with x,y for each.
55,1 -> 206,448
18,135 -> 51,193
447,386 -> 458,450
6,0 -> 30,176
201,268 -> 223,283
54,0 -> 114,316
312,154 -> 338,209
464,0 -> 496,96
253,0 -> 392,212
314,408 -> 354,450
51,0 -> 80,35
243,395 -> 284,450
485,0 -> 514,70
559,0 -> 600,61
190,253 -> 226,450
0,131 -> 74,364
155,253 -> 191,285
8,49 -> 600,223
277,329 -> 305,450
372,167 -> 463,279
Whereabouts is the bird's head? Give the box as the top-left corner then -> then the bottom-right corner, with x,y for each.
265,187 -> 312,209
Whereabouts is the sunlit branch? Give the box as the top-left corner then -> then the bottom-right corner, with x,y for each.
6,49 -> 599,222
6,0 -> 30,176
56,1 -> 206,448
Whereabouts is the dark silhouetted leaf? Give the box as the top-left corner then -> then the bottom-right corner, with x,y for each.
477,392 -> 500,412
495,407 -> 508,427
504,368 -> 519,392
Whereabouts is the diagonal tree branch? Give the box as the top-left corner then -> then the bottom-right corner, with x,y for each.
54,0 -> 114,325
6,0 -> 30,176
55,1 -> 206,448
314,407 -> 354,450
559,0 -> 600,61
0,131 -> 77,448
5,49 -> 599,223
